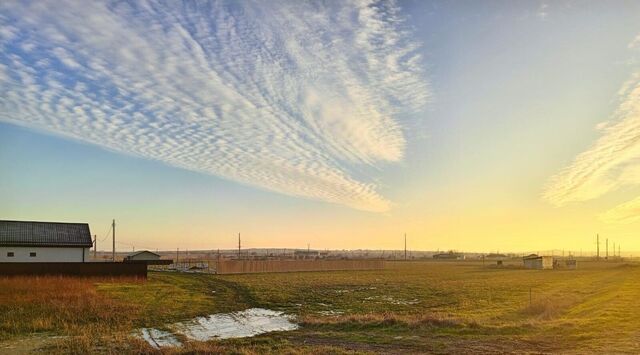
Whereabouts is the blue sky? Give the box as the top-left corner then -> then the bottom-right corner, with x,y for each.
2,1 -> 640,252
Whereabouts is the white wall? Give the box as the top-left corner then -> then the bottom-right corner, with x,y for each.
0,247 -> 89,262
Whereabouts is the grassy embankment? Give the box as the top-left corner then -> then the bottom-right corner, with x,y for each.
1,260 -> 639,353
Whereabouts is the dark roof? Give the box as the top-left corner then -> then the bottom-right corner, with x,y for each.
0,220 -> 93,247
125,250 -> 160,258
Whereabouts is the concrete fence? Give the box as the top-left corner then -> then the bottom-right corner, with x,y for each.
0,262 -> 148,278
216,259 -> 385,274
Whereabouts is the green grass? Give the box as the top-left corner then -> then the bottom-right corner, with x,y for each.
2,260 -> 640,353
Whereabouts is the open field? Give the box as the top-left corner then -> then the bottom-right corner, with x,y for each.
1,260 -> 640,354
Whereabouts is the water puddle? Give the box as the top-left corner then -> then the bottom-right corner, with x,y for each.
317,310 -> 344,316
137,308 -> 298,348
364,295 -> 421,305
139,328 -> 182,349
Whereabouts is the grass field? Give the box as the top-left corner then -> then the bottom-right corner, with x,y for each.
1,260 -> 639,354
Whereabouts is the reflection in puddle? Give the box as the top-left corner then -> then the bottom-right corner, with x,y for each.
138,308 -> 298,348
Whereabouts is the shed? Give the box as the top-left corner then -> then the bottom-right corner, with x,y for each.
523,254 -> 553,270
565,259 -> 578,270
433,251 -> 465,260
123,250 -> 172,265
0,220 -> 92,262
125,250 -> 161,261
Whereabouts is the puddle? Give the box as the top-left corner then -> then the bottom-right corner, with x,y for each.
317,310 -> 344,316
174,308 -> 298,341
137,308 -> 298,348
139,328 -> 182,349
364,295 -> 420,305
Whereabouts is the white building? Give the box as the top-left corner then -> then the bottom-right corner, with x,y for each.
523,254 -> 554,270
0,220 -> 92,262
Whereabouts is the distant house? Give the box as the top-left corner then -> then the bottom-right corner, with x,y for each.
294,250 -> 320,259
124,250 -> 161,262
433,251 -> 465,260
123,250 -> 172,265
0,220 -> 92,262
523,254 -> 553,269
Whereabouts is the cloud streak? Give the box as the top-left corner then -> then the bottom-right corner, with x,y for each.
543,72 -> 640,206
543,72 -> 640,205
543,36 -> 640,222
0,0 -> 428,212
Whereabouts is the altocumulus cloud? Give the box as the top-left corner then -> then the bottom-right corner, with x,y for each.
543,33 -> 640,222
0,0 -> 428,212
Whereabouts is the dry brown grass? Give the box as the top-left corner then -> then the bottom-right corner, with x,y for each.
0,276 -> 142,339
300,311 -> 476,329
522,296 -> 577,320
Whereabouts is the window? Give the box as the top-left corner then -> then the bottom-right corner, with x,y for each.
29,252 -> 36,257
7,252 -> 14,257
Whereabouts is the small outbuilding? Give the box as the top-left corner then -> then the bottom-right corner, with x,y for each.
294,250 -> 320,259
523,254 -> 553,270
125,250 -> 161,261
0,220 -> 92,262
433,251 -> 465,260
124,250 -> 171,265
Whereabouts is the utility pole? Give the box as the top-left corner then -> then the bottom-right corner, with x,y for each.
176,248 -> 179,265
404,234 -> 408,260
238,233 -> 241,259
606,238 -> 609,260
93,234 -> 97,259
596,234 -> 600,259
112,219 -> 116,262
619,245 -> 621,258
613,242 -> 616,258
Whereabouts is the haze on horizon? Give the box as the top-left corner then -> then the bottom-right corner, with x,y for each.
1,0 -> 640,253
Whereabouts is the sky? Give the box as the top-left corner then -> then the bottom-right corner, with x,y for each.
1,0 -> 640,253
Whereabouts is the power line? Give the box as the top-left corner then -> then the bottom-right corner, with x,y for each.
99,224 -> 112,242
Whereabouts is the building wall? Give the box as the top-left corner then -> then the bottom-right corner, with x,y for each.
524,257 -> 554,270
524,258 -> 541,269
0,247 -> 89,262
541,257 -> 554,269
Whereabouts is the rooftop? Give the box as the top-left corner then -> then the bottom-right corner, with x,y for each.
0,220 -> 93,247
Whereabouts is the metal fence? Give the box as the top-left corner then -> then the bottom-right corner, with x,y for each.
215,259 -> 385,274
0,262 -> 148,277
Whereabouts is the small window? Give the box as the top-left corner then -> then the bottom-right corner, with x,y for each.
29,252 -> 36,257
7,252 -> 14,257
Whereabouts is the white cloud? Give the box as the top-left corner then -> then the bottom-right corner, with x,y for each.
599,196 -> 640,224
629,34 -> 640,49
0,0 -> 429,212
542,71 -> 640,207
537,2 -> 549,20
